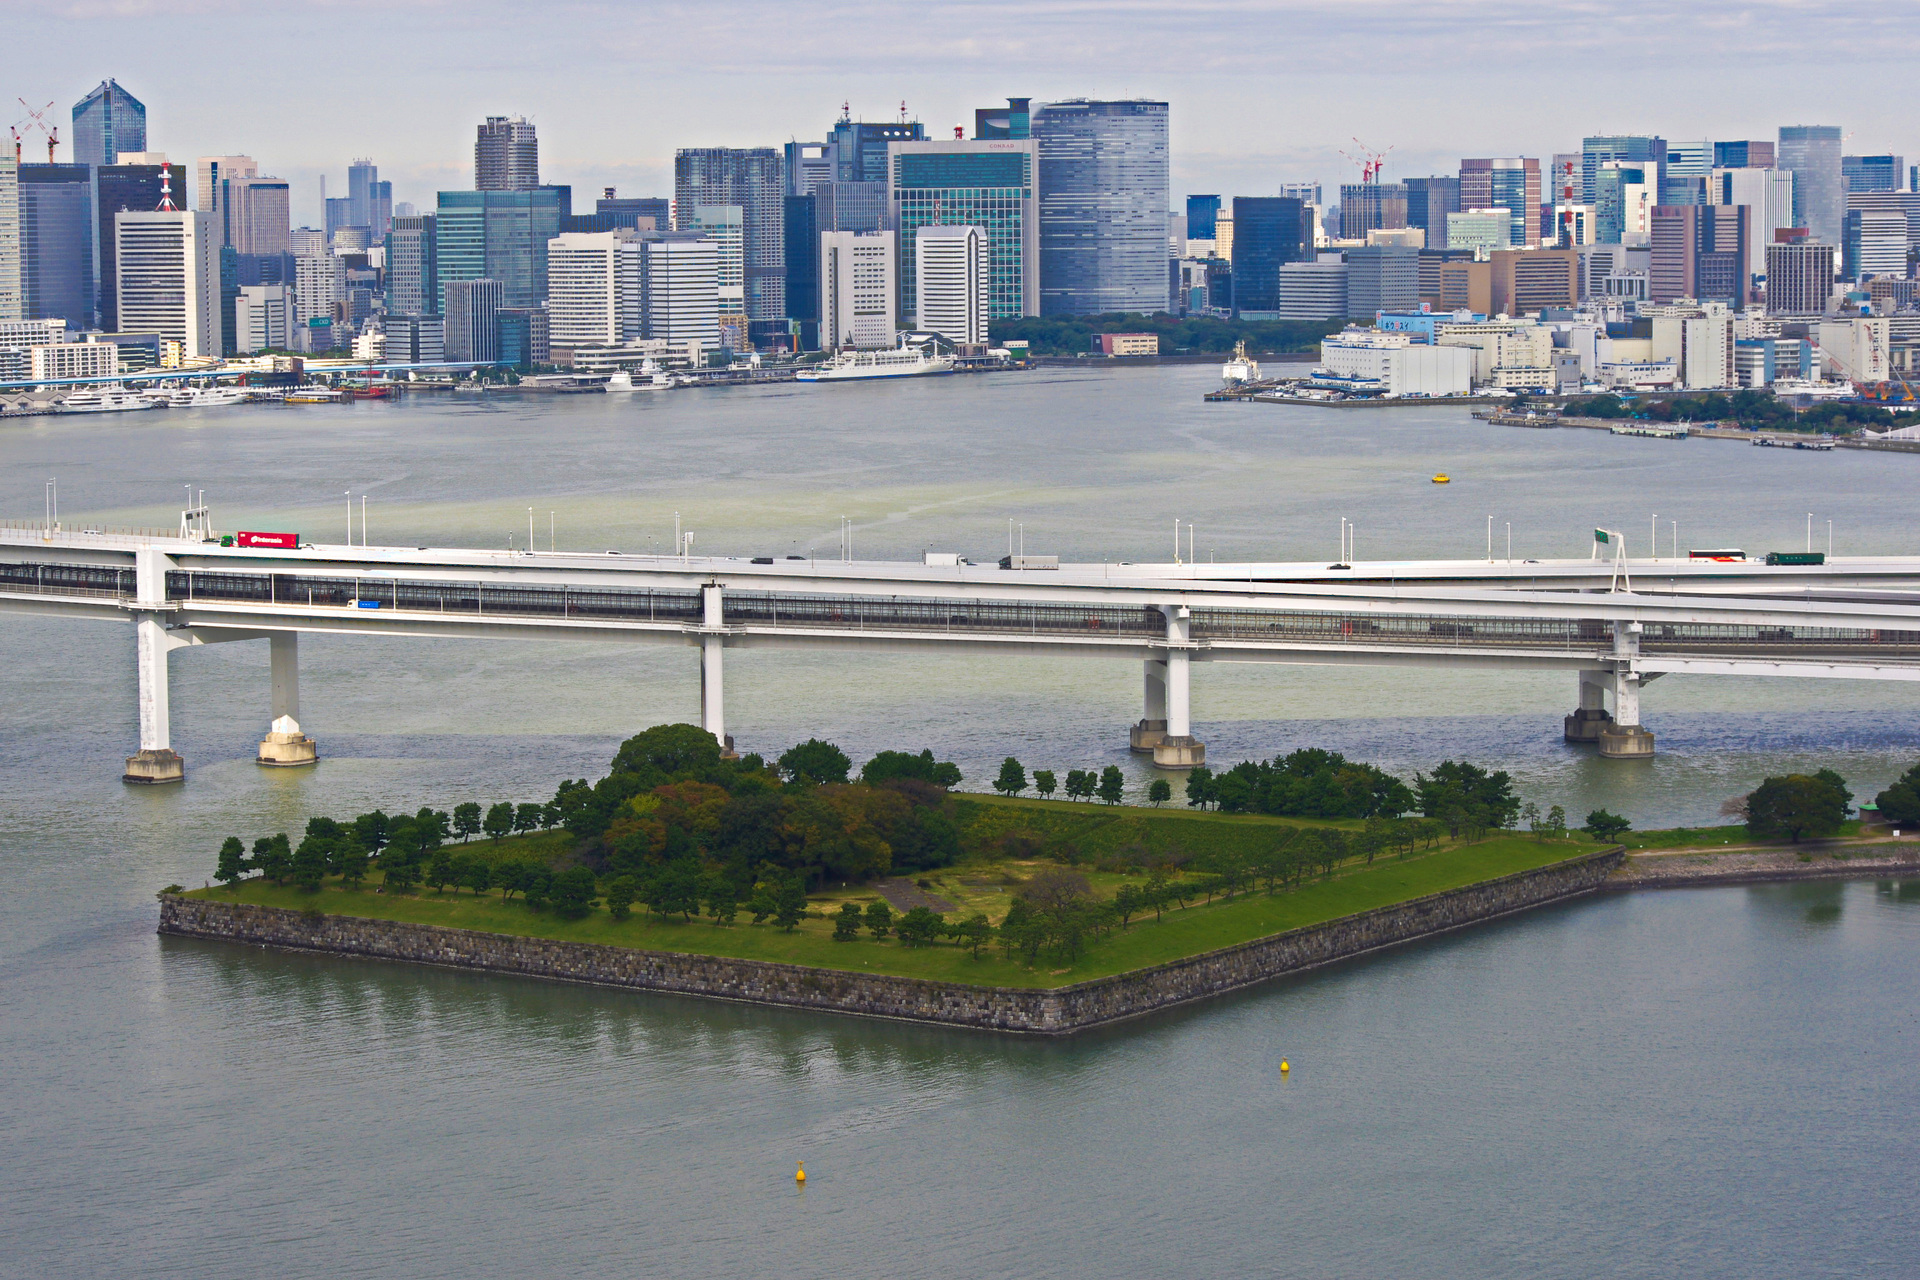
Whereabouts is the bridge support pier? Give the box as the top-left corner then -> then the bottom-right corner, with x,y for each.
124,612 -> 184,784
257,633 -> 318,767
1152,606 -> 1205,769
700,584 -> 735,759
124,549 -> 184,783
1564,670 -> 1613,742
1130,659 -> 1169,751
1597,623 -> 1654,758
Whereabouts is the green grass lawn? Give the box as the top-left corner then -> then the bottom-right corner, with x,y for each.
1620,820 -> 1865,850
187,833 -> 1592,988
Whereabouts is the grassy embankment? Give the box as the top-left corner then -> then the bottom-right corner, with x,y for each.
1617,819 -> 1866,850
188,795 -> 1594,987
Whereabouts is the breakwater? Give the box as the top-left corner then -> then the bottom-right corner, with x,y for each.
160,848 -> 1623,1035
1615,844 -> 1920,889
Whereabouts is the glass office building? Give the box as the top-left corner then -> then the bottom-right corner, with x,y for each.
1186,194 -> 1220,242
1778,126 -> 1844,246
434,187 -> 570,312
1226,197 -> 1302,313
19,163 -> 93,325
889,140 -> 1039,322
1031,99 -> 1170,316
71,80 -> 145,168
1581,135 -> 1667,205
673,148 -> 785,320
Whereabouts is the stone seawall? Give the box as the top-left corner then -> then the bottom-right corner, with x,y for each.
159,848 -> 1623,1035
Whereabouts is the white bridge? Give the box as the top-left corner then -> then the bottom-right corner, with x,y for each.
7,519 -> 1920,782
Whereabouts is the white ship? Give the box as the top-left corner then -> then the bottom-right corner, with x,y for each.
1771,378 -> 1853,402
144,386 -> 248,408
607,363 -> 673,392
1221,340 -> 1261,384
795,337 -> 954,382
57,385 -> 163,414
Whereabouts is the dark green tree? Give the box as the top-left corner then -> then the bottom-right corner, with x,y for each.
610,723 -> 724,778
513,803 -> 543,834
483,802 -> 515,842
953,913 -> 993,959
1098,765 -> 1125,805
771,879 -> 808,932
253,834 -> 293,885
895,906 -> 945,947
1873,762 -> 1920,828
1185,766 -> 1215,809
779,739 -> 852,786
859,749 -> 961,788
1417,762 -> 1520,832
335,833 -> 370,889
290,835 -> 329,892
549,866 -> 599,918
1032,769 -> 1058,798
993,757 -> 1028,797
1148,779 -> 1172,806
704,874 -> 741,925
1113,883 -> 1143,928
215,837 -> 247,889
1583,809 -> 1631,840
520,866 -> 554,909
352,810 -> 390,852
458,854 -> 493,896
1746,774 -> 1849,843
832,901 -> 863,941
452,802 -> 482,842
606,875 -> 637,921
1064,769 -> 1092,801
864,900 -> 893,938
426,848 -> 457,893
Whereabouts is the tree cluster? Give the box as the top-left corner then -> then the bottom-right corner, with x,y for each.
1873,762 -> 1920,830
997,759 -> 1131,805
1563,390 -> 1905,434
989,313 -> 1343,357
1744,769 -> 1852,843
1179,749 -> 1417,819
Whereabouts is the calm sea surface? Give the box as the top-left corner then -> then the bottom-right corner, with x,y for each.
3,367 -> 1917,1277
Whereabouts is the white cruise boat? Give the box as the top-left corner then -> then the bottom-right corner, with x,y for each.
57,386 -> 162,414
795,337 -> 954,382
145,386 -> 248,408
607,363 -> 672,392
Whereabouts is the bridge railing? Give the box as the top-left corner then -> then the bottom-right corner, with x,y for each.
724,592 -> 1166,637
0,562 -> 135,598
163,569 -> 706,622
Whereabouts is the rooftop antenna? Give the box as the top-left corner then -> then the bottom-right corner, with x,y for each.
839,100 -> 851,124
157,166 -> 176,212
899,99 -> 909,124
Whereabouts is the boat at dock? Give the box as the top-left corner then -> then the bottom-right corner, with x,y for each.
283,387 -> 345,404
56,385 -> 162,414
1609,424 -> 1690,440
795,336 -> 953,382
1753,434 -> 1836,450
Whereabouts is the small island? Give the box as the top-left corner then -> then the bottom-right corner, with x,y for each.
164,726 -> 1920,1032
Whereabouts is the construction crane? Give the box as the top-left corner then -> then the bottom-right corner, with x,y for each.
1337,137 -> 1394,184
15,98 -> 59,163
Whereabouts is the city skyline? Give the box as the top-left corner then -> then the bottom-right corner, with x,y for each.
14,0 -> 1919,220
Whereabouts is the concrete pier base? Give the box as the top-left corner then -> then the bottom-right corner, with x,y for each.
720,733 -> 738,762
1152,735 -> 1206,769
257,715 -> 319,767
1564,707 -> 1613,743
1129,718 -> 1169,752
1597,725 -> 1655,758
124,748 -> 185,785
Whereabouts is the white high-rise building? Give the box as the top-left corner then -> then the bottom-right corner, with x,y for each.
0,154 -> 20,322
1712,167 -> 1795,285
546,230 -> 646,345
234,284 -> 293,353
293,252 -> 344,325
913,225 -> 988,344
196,155 -> 256,244
820,229 -> 896,349
113,210 -> 218,359
642,235 -> 720,351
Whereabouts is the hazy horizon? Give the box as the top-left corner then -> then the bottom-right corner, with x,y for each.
13,0 -> 1914,223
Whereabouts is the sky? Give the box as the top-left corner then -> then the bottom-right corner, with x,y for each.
9,0 -> 1916,221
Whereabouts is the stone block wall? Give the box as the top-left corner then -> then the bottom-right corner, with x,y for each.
160,848 -> 1623,1035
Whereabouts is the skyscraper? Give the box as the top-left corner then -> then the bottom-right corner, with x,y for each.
114,210 -> 219,358
223,176 -> 291,256
1765,241 -> 1835,315
385,214 -> 439,316
785,142 -> 836,195
546,230 -> 645,345
1458,159 -> 1541,245
1404,177 -> 1461,242
196,156 -> 255,238
1714,140 -> 1775,169
18,163 -> 93,324
974,98 -> 1032,141
443,277 -> 503,362
1226,196 -> 1303,313
595,193 -> 669,230
684,204 -> 747,331
888,139 -> 1039,322
1186,195 -> 1221,243
1713,167 -> 1796,284
673,148 -> 785,320
72,80 -> 146,168
1339,184 -> 1409,240
1030,99 -> 1170,316
1581,136 -> 1667,205
782,193 -> 818,333
827,114 -> 925,183
914,224 -> 989,344
1593,163 -> 1654,245
94,157 -> 186,329
0,156 -> 20,321
1842,155 -> 1904,194
434,186 -> 571,311
1649,204 -> 1748,304
475,117 -> 539,191
1662,141 -> 1713,205
819,230 -> 896,348
1778,125 -> 1843,244
643,235 -> 720,349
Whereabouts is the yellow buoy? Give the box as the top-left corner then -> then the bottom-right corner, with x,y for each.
795,1163 -> 806,1184
1432,473 -> 1450,484
1280,1060 -> 1290,1074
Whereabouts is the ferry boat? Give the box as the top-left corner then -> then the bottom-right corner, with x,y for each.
1609,423 -> 1689,440
1771,378 -> 1853,402
1753,434 -> 1836,451
146,386 -> 248,409
284,386 -> 345,404
795,337 -> 954,382
607,363 -> 673,392
57,385 -> 162,414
